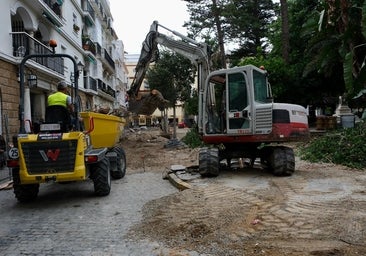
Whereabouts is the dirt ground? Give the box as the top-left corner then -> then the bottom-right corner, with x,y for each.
121,127 -> 366,256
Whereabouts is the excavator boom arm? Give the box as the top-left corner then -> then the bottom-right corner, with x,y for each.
127,21 -> 211,117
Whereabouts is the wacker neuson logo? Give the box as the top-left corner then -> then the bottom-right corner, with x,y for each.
39,149 -> 60,162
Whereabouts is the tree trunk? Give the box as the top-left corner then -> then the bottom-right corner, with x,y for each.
172,104 -> 177,139
280,0 -> 290,64
212,0 -> 226,68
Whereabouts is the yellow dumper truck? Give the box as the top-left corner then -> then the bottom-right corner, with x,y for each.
7,51 -> 126,202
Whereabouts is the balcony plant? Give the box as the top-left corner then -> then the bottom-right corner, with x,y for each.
82,35 -> 92,50
73,24 -> 80,32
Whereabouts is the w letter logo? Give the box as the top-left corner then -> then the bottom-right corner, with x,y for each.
39,149 -> 60,162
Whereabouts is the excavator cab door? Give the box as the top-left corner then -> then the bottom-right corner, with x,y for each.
226,71 -> 252,134
203,69 -> 253,135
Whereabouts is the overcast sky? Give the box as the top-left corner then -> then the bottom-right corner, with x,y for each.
109,0 -> 189,54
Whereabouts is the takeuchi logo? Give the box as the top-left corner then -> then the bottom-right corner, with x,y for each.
39,149 -> 60,162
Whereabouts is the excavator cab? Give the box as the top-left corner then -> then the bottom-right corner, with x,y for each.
203,65 -> 273,136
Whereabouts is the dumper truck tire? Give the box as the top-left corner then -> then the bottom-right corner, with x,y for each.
110,146 -> 126,179
92,158 -> 111,196
12,168 -> 39,202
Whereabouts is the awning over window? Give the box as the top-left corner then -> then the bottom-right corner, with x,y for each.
87,54 -> 96,64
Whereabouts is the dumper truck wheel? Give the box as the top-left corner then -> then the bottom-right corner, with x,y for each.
269,146 -> 295,176
199,147 -> 220,177
92,158 -> 111,196
110,146 -> 126,179
12,168 -> 39,202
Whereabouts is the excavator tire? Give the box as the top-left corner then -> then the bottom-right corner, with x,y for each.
199,147 -> 220,177
110,146 -> 126,179
92,158 -> 111,196
12,168 -> 39,202
269,146 -> 295,176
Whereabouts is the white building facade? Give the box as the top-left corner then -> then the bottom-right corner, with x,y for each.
0,0 -> 128,139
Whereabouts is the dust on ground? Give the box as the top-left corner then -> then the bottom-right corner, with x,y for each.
121,127 -> 366,256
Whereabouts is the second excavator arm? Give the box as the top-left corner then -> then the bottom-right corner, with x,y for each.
127,20 -> 211,116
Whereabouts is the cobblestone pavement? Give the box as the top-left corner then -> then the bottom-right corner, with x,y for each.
0,171 -> 185,256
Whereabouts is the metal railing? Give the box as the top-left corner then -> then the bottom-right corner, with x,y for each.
11,32 -> 64,75
84,76 -> 97,92
42,0 -> 62,18
103,49 -> 115,70
97,79 -> 115,98
84,1 -> 95,20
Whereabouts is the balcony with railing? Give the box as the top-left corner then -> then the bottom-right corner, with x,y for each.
103,49 -> 115,70
82,36 -> 96,55
95,43 -> 102,56
11,32 -> 64,75
94,43 -> 115,72
97,79 -> 116,100
83,0 -> 95,26
84,76 -> 98,94
40,0 -> 63,27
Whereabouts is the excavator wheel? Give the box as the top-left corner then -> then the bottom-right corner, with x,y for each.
269,146 -> 295,176
199,147 -> 220,177
92,158 -> 111,196
12,168 -> 39,202
110,146 -> 126,179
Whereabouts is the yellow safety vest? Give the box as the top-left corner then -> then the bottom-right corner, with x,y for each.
48,92 -> 68,108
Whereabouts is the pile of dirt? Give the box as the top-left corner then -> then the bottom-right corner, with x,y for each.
121,128 -> 366,256
121,127 -> 198,173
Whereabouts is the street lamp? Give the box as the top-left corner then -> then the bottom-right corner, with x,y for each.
27,74 -> 37,88
77,61 -> 84,75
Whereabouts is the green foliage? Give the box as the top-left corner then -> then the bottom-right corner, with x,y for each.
184,88 -> 199,116
181,127 -> 205,148
299,122 -> 366,169
146,50 -> 195,108
225,0 -> 277,56
182,0 -> 366,109
237,55 -> 306,104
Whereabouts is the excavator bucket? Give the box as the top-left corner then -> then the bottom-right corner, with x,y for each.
128,89 -> 169,116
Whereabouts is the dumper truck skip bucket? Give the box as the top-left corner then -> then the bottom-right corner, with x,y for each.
80,112 -> 125,148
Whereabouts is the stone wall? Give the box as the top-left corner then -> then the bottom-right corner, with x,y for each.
0,59 -> 19,141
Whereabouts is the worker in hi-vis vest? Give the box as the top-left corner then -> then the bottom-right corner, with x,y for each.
47,81 -> 74,113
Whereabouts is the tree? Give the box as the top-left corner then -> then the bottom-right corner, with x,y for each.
226,0 -> 277,58
301,0 -> 366,101
183,0 -> 227,68
146,50 -> 195,137
184,88 -> 199,116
